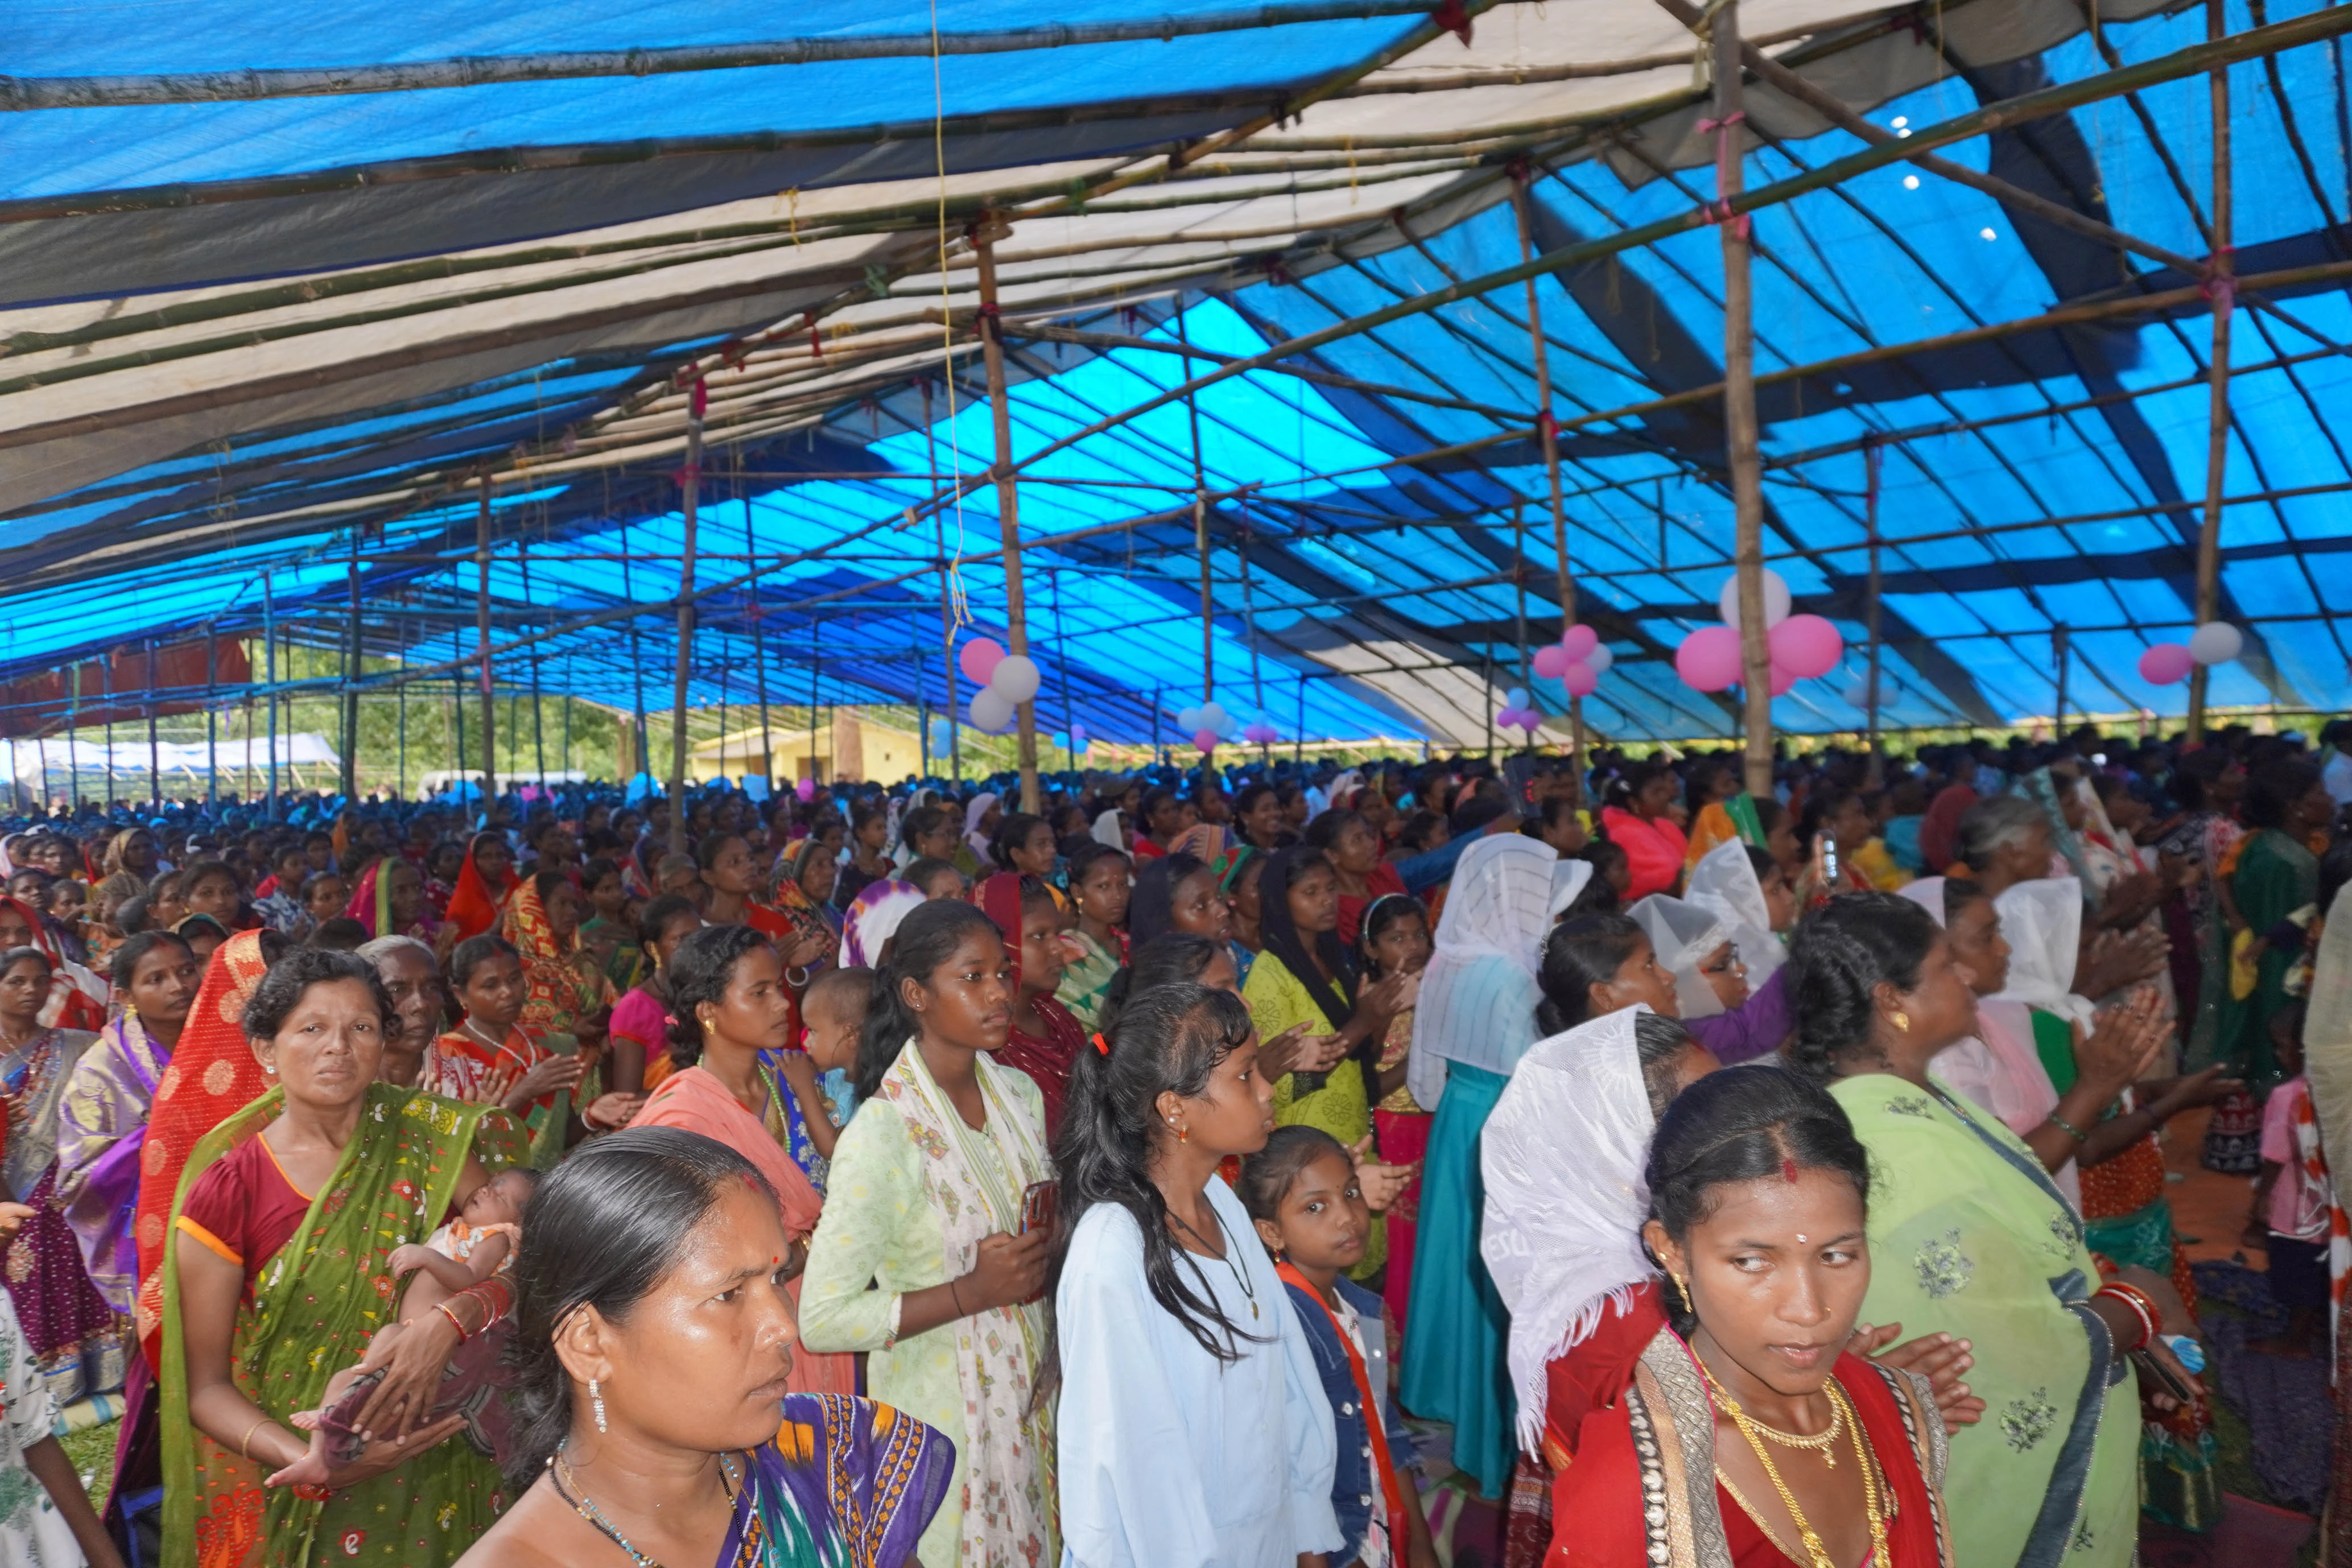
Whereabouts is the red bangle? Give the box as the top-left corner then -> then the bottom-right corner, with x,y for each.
436,1301 -> 472,1343
2096,1282 -> 2157,1350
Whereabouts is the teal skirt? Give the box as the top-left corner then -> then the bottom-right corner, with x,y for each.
1400,1061 -> 1514,1499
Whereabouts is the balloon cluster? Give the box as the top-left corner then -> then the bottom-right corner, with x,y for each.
2138,621 -> 2242,685
1495,687 -> 1544,735
1674,570 -> 1842,695
1175,699 -> 1244,755
1530,624 -> 1609,699
1241,721 -> 1280,745
927,715 -> 956,756
1051,722 -> 1091,757
958,637 -> 1039,734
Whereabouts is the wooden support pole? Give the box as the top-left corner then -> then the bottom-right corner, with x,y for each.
973,220 -> 1041,813
2053,626 -> 2072,738
1864,439 -> 1883,785
205,633 -> 218,812
745,453 -> 774,785
1713,3 -> 1775,800
925,378 -> 962,786
667,378 -> 707,851
397,614 -> 408,798
2188,0 -> 2234,744
342,537 -> 361,798
475,473 -> 500,804
146,639 -> 159,807
263,571 -> 278,818
621,513 -> 649,783
1512,172 -> 1584,793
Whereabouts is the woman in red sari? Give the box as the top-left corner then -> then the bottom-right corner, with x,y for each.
1599,763 -> 1690,903
1553,1068 -> 1955,1568
441,831 -> 515,944
976,871 -> 1085,1140
423,935 -> 631,1169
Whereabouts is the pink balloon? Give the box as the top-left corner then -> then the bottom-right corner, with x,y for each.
1192,728 -> 1220,754
1559,625 -> 1599,663
1768,662 -> 1798,696
795,777 -> 817,801
1561,661 -> 1600,698
1767,613 -> 1843,679
1675,625 -> 1745,692
2139,643 -> 2194,685
1532,643 -> 1571,680
958,638 -> 1004,686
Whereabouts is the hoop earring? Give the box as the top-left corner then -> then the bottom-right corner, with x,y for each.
589,1378 -> 607,1434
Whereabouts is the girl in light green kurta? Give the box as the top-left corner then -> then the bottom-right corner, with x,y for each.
798,899 -> 1055,1568
1790,892 -> 2186,1568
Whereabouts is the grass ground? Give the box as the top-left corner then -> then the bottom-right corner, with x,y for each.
60,1417 -> 115,1504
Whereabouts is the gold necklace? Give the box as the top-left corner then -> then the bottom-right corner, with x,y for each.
1698,1362 -> 1842,1466
1705,1371 -> 1887,1568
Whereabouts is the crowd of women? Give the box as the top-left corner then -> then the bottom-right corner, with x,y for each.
2,714 -> 2347,1568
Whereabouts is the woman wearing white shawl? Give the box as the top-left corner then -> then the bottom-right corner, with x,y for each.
1627,895 -> 1730,1021
1398,836 -> 1583,1501
1683,836 -> 1785,987
1990,874 -> 2098,1029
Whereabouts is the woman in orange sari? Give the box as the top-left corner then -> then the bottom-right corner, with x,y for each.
632,923 -> 853,1396
441,831 -> 515,944
498,870 -> 612,1038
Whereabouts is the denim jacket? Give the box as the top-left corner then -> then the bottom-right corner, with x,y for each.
1282,1274 -> 1417,1564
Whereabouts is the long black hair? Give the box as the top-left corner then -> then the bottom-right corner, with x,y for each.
1255,846 -> 1356,1032
1783,891 -> 1937,1083
663,923 -> 771,1070
1534,914 -> 1645,1035
853,898 -> 1000,1102
1127,851 -> 1208,948
1042,983 -> 1265,1389
1645,1066 -> 1869,1336
503,1127 -> 775,1487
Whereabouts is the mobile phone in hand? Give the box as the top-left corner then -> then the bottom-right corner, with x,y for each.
1021,1180 -> 1058,1235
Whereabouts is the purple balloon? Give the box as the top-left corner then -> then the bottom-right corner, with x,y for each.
1767,613 -> 1843,679
1532,643 -> 1571,680
1561,661 -> 1600,698
1559,625 -> 1599,663
2139,643 -> 2194,685
795,777 -> 817,801
1675,626 -> 1745,692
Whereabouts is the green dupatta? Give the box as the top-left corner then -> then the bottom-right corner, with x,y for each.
1831,1072 -> 2140,1568
159,1084 -> 527,1568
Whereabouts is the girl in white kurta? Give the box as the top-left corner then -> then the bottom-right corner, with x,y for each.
1050,980 -> 1340,1568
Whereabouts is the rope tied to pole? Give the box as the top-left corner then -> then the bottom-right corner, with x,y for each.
1699,109 -> 1751,236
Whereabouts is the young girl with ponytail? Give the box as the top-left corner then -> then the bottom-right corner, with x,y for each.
1048,981 -> 1343,1568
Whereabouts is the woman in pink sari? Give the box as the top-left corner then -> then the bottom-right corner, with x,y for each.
632,923 -> 853,1396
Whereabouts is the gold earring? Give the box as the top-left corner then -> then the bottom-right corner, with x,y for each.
1672,1272 -> 1690,1303
1891,1009 -> 1911,1032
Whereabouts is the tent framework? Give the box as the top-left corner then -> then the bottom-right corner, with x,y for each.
4,0 -> 2351,810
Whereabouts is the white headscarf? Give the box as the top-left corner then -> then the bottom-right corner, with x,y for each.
1481,1004 -> 1659,1456
1684,836 -> 1785,988
1628,894 -> 1730,1021
963,791 -> 1000,860
1406,835 -> 1561,1109
1090,808 -> 1127,851
1991,875 -> 2095,1028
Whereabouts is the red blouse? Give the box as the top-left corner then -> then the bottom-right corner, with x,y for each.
175,1133 -> 315,1298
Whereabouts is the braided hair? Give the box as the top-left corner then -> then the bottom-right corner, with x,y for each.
1534,914 -> 1645,1035
1782,892 -> 1937,1083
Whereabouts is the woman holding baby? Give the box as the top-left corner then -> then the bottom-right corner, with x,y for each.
159,946 -> 531,1568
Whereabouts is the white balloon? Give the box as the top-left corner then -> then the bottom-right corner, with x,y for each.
1200,700 -> 1229,730
1176,707 -> 1203,732
2188,621 -> 2244,665
988,654 -> 1041,703
1718,568 -> 1793,630
970,689 -> 1015,733
1584,645 -> 1613,675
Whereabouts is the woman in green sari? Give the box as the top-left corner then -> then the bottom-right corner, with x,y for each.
2222,758 -> 2334,1094
163,948 -> 528,1568
1790,892 -> 2198,1568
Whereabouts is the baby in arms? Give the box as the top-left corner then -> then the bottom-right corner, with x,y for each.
271,1166 -> 539,1485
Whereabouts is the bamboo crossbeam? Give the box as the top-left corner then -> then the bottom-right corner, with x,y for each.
0,2 -> 1547,110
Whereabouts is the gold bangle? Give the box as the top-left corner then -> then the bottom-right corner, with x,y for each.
239,1417 -> 270,1459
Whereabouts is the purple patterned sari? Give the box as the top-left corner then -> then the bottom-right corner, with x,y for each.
716,1393 -> 954,1567
1,1025 -> 127,1405
55,1012 -> 170,1315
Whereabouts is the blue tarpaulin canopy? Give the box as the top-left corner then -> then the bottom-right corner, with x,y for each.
2,0 -> 2346,745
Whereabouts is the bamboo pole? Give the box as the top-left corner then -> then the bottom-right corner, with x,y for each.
342,546 -> 360,797
2188,0 -> 2235,744
1178,303 -> 1216,791
744,452 -> 773,785
146,639 -> 159,807
475,473 -> 499,803
1511,171 -> 1585,792
2054,626 -> 2072,737
1864,439 -> 1883,785
1713,3 -> 1774,799
205,633 -> 217,811
263,574 -> 278,817
3,1 -> 1538,109
667,377 -> 707,848
972,220 -> 1041,814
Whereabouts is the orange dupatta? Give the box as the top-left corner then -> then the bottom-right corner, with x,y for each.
500,874 -> 610,1035
131,929 -> 273,1363
633,1066 -> 851,1394
443,836 -> 510,940
1277,1261 -> 1410,1557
